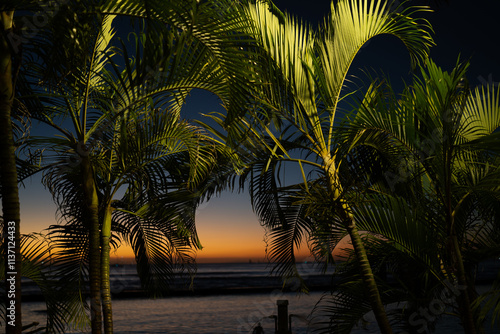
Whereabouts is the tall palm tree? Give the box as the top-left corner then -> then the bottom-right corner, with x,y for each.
0,9 -> 23,334
18,1 -> 253,332
209,0 -> 434,332
333,58 -> 500,333
4,0 -> 253,332
1,2 -> 83,330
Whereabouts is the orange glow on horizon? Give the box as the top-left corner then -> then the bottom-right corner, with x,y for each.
108,237 -> 349,264
19,187 -> 349,265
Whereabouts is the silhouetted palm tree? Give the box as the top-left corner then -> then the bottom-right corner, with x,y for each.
13,1 -> 253,332
0,9 -> 22,333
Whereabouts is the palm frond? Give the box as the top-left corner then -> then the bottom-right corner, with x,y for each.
462,83 -> 500,141
101,0 -> 257,119
113,190 -> 198,296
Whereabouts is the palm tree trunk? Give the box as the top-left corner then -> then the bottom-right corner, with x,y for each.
81,156 -> 103,334
445,150 -> 477,334
346,218 -> 393,334
101,205 -> 113,334
325,159 -> 393,333
1,11 -> 22,334
449,234 -> 477,334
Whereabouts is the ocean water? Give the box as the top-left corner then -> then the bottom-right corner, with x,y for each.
21,263 -> 499,333
23,263 -> 331,333
22,291 -> 499,334
24,291 -> 324,333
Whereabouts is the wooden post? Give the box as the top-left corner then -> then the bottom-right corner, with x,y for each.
276,300 -> 289,334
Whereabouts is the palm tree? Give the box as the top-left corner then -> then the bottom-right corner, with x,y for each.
1,3 -> 85,330
43,105 -> 224,333
332,58 -> 500,333
0,9 -> 23,334
17,1 -> 253,332
209,0 -> 434,332
4,0 -> 253,332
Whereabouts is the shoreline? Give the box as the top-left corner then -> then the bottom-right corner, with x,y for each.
21,274 -> 334,302
21,278 -> 497,303
21,259 -> 499,302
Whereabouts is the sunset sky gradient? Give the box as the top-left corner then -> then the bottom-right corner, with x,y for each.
12,0 -> 500,263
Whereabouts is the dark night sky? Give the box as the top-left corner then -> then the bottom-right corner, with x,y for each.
272,0 -> 500,87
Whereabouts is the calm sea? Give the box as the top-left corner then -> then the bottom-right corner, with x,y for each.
22,262 -> 498,333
